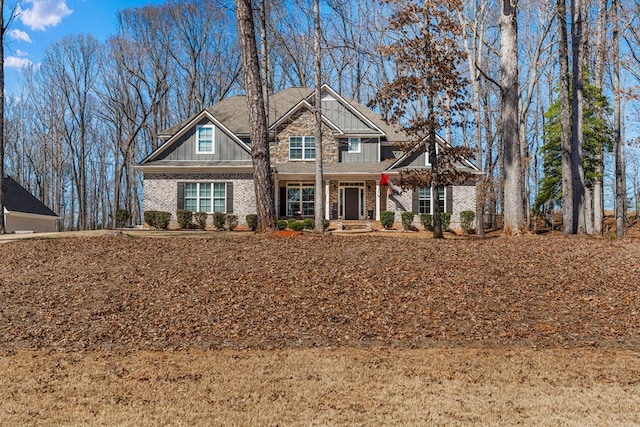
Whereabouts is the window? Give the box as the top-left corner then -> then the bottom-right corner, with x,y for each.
286,183 -> 315,216
348,137 -> 361,153
289,136 -> 315,160
418,186 -> 445,214
196,125 -> 214,154
184,182 -> 226,213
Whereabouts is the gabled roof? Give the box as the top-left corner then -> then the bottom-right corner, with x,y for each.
387,135 -> 481,173
2,176 -> 58,217
140,109 -> 251,165
268,98 -> 343,134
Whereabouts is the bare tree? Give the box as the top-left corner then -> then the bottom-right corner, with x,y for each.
613,0 -> 625,237
313,0 -> 325,234
235,0 -> 276,233
500,0 -> 526,234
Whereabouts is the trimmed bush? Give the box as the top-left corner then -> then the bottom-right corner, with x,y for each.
226,214 -> 238,231
287,219 -> 297,229
460,210 -> 475,234
420,213 -> 432,231
401,211 -> 415,231
289,221 -> 305,231
380,210 -> 395,230
440,212 -> 451,232
144,210 -> 171,229
246,214 -> 258,231
194,212 -> 208,230
302,219 -> 315,230
176,209 -> 193,229
323,219 -> 330,230
277,219 -> 287,230
212,212 -> 226,230
115,209 -> 130,228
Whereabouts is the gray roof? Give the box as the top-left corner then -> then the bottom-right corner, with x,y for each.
275,160 -> 395,175
2,176 -> 58,217
158,86 -> 410,142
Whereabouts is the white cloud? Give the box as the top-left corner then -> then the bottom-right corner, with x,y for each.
16,50 -> 29,57
8,29 -> 32,43
5,56 -> 33,68
18,0 -> 73,31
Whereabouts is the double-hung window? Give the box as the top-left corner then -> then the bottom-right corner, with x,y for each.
184,182 -> 226,213
348,137 -> 361,153
418,186 -> 445,214
289,136 -> 315,160
196,125 -> 214,154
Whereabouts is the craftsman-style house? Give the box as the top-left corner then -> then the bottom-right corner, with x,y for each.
137,85 -> 480,230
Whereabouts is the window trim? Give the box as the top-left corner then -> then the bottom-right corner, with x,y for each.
184,182 -> 226,213
196,125 -> 215,154
418,186 -> 445,215
286,183 -> 315,217
289,136 -> 316,160
347,137 -> 361,153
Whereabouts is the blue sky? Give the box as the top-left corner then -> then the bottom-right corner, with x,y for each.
4,0 -> 166,92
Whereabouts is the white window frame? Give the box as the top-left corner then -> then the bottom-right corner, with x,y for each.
184,182 -> 226,213
196,125 -> 215,154
286,183 -> 315,217
418,186 -> 445,215
289,136 -> 316,160
348,137 -> 361,153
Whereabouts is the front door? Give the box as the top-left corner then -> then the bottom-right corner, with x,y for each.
345,188 -> 359,220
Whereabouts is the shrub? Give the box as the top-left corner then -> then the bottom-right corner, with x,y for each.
144,210 -> 170,229
302,218 -> 315,230
176,209 -> 193,229
420,213 -> 432,231
277,219 -> 287,230
289,221 -> 305,231
212,212 -> 226,230
323,219 -> 330,230
246,214 -> 258,231
440,212 -> 451,232
287,219 -> 297,229
226,214 -> 238,231
460,210 -> 475,234
115,209 -> 130,228
380,210 -> 395,230
401,211 -> 415,231
193,212 -> 208,230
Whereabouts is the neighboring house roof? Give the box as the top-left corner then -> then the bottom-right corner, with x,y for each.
2,176 -> 58,217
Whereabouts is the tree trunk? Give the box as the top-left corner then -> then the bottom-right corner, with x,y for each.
313,0 -> 325,234
612,0 -> 625,237
0,1 -> 5,234
571,0 -> 586,234
592,0 -> 607,235
500,0 -> 525,235
235,0 -> 276,233
558,0 -> 573,235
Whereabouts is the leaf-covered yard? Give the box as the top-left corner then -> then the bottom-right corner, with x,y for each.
1,234 -> 638,352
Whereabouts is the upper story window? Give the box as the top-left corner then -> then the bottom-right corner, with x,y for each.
196,125 -> 214,154
348,137 -> 361,153
289,136 -> 315,160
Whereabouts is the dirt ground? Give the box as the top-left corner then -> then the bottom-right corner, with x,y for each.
0,232 -> 639,425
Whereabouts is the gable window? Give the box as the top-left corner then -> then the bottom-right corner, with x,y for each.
184,182 -> 227,213
418,186 -> 445,214
196,125 -> 214,154
289,136 -> 315,160
348,137 -> 361,153
286,183 -> 315,216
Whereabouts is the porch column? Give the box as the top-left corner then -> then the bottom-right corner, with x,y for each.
325,179 -> 330,220
274,174 -> 279,219
375,179 -> 381,221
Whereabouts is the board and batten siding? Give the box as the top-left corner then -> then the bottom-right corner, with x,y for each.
154,118 -> 251,162
339,138 -> 380,163
321,98 -> 376,131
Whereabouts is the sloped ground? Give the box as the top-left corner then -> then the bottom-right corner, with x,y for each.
1,234 -> 638,352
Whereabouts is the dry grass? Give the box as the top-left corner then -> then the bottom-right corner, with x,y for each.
1,348 -> 638,426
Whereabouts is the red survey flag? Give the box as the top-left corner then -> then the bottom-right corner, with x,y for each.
380,173 -> 389,186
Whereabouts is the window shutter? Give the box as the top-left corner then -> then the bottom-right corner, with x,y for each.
177,182 -> 185,210
445,186 -> 453,213
412,189 -> 419,214
226,182 -> 234,213
280,187 -> 286,217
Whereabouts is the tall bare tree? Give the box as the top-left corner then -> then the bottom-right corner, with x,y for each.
613,0 -> 625,237
500,0 -> 526,234
235,0 -> 276,232
313,0 -> 325,234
